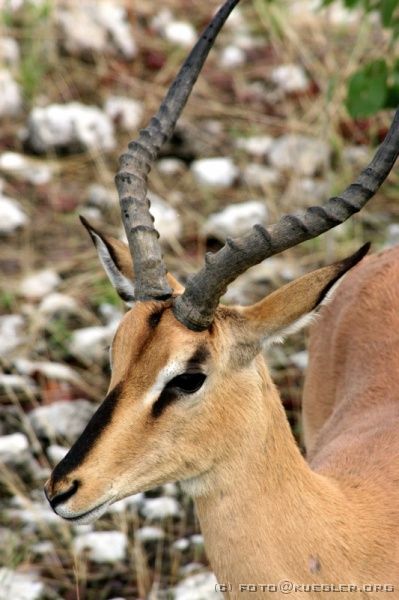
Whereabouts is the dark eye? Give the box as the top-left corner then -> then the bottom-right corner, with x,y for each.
152,372 -> 207,418
166,372 -> 207,394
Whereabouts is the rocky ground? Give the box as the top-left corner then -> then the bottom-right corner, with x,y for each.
0,0 -> 398,599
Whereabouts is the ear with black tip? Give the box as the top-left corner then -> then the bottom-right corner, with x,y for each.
80,216 -> 136,304
239,243 -> 370,345
80,217 -> 185,304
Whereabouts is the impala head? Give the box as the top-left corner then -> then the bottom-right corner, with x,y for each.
44,0 -> 399,523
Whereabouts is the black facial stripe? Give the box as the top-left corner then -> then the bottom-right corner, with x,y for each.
51,383 -> 122,483
186,344 -> 210,370
151,346 -> 209,419
148,309 -> 164,329
152,387 -> 178,418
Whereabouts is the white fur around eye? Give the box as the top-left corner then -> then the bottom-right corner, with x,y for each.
91,231 -> 135,304
142,361 -> 185,408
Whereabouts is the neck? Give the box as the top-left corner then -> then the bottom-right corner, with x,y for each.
190,360 -> 366,596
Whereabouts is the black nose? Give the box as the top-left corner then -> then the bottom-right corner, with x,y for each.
45,479 -> 80,510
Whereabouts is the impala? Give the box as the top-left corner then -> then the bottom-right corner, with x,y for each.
44,0 -> 399,597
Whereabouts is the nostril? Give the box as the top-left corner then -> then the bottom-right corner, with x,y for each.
47,479 -> 80,510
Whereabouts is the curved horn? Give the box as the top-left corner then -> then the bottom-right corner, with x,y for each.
173,109 -> 399,331
115,0 -> 241,300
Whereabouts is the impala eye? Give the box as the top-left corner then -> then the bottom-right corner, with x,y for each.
152,372 -> 207,418
166,372 -> 206,394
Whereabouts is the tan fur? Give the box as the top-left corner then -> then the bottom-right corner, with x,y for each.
45,240 -> 399,599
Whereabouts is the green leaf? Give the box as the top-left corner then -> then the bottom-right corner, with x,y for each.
346,59 -> 388,118
344,0 -> 362,9
380,0 -> 399,26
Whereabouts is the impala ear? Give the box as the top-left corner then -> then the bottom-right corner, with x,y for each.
239,243 -> 370,346
80,217 -> 184,304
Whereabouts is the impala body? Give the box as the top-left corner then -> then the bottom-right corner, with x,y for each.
43,0 -> 399,597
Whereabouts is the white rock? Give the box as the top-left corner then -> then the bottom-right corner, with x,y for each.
174,572 -> 221,600
283,177 -> 329,206
31,540 -> 55,555
249,257 -> 298,283
15,358 -> 82,386
0,314 -> 26,356
191,157 -> 239,188
126,492 -> 145,509
109,494 -> 144,513
179,562 -> 205,576
233,33 -> 263,51
235,135 -> 273,158
324,3 -> 361,25
291,350 -> 309,370
0,37 -> 20,67
148,191 -> 182,243
0,432 -> 29,457
271,64 -> 308,93
57,7 -> 108,56
0,568 -> 44,600
0,194 -> 27,234
162,482 -> 178,496
386,223 -> 399,247
104,96 -> 143,132
109,498 -> 129,513
0,152 -> 53,185
19,269 -> 60,301
203,200 -> 267,241
7,501 -> 60,526
151,8 -> 173,32
0,70 -> 22,117
97,2 -> 137,59
73,531 -> 128,563
242,163 -> 280,188
135,526 -> 165,543
342,145 -> 370,168
164,21 -> 197,47
27,102 -> 115,153
0,373 -> 36,392
98,303 -> 123,327
223,256 -> 294,305
57,2 -> 136,60
38,292 -> 79,315
219,45 -> 246,69
173,537 -> 190,552
87,183 -> 116,209
120,191 -> 182,245
269,135 -> 330,176
157,158 -> 186,176
80,206 -> 102,222
28,399 -> 96,441
141,496 -> 182,520
190,534 -> 204,548
69,323 -> 117,362
47,444 -> 68,463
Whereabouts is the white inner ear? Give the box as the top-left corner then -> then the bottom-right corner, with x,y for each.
91,231 -> 135,304
264,312 -> 318,347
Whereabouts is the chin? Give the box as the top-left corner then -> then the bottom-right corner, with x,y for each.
54,498 -> 113,525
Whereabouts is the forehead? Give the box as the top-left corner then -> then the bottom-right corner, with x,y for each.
110,301 -> 210,383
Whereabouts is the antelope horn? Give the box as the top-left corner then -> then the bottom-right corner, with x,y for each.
115,0 -> 241,300
173,109 -> 399,331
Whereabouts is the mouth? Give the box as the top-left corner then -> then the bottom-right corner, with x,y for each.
54,498 -> 113,525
